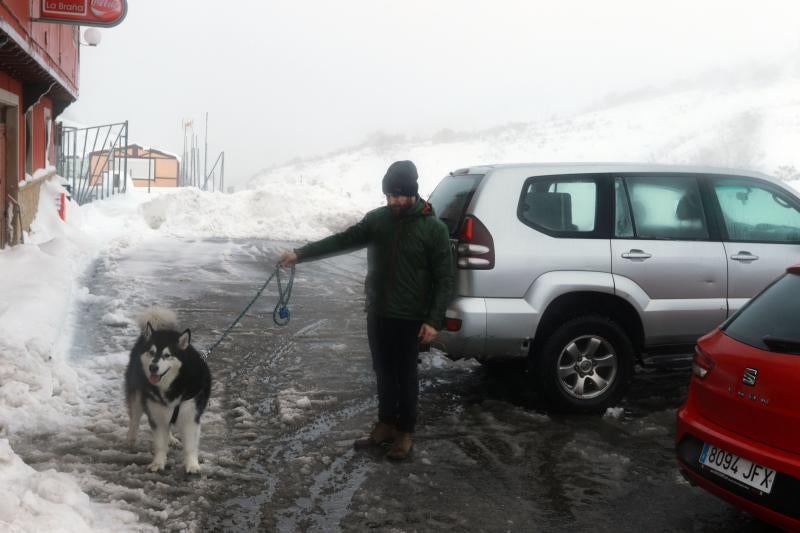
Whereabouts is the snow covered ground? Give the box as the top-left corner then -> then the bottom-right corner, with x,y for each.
3,72 -> 800,530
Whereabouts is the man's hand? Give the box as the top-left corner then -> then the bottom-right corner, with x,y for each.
279,250 -> 298,268
418,323 -> 438,345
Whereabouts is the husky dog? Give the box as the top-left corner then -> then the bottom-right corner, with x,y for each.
125,307 -> 211,473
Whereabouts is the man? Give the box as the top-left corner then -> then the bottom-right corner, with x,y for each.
279,160 -> 453,460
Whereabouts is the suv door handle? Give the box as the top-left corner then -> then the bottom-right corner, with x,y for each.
621,249 -> 652,260
731,251 -> 759,262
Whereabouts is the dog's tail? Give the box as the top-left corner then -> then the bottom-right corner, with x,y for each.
137,306 -> 178,333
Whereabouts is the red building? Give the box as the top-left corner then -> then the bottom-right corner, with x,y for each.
0,0 -> 79,247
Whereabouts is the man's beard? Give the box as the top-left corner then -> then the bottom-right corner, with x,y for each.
389,203 -> 413,217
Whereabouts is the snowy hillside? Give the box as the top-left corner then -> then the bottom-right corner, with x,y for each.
248,75 -> 800,217
70,75 -> 800,245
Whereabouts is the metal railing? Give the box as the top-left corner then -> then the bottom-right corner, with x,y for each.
57,121 -> 128,205
202,150 -> 225,192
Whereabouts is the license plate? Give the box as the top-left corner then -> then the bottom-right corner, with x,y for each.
699,443 -> 776,494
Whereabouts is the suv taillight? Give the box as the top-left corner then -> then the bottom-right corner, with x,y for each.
445,318 -> 462,332
457,216 -> 495,269
692,345 -> 715,379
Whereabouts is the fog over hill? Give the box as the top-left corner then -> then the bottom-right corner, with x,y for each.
124,71 -> 800,244
247,70 -> 800,215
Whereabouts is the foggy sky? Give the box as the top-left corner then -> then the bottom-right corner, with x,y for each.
63,0 -> 800,188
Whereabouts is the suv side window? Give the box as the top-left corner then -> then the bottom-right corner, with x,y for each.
712,179 -> 800,243
518,176 -> 597,235
620,176 -> 709,240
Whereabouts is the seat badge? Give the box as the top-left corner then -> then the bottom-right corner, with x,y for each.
742,368 -> 758,387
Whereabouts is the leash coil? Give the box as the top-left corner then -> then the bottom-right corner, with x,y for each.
202,263 -> 295,359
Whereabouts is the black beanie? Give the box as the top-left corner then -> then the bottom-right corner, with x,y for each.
382,160 -> 419,197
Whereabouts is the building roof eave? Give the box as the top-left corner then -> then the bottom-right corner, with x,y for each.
0,18 -> 79,112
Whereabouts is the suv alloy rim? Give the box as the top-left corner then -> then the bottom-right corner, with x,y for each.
557,334 -> 618,400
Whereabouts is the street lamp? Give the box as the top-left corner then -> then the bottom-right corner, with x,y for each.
81,28 -> 101,47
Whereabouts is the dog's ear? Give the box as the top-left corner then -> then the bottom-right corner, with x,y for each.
178,329 -> 191,351
144,322 -> 154,340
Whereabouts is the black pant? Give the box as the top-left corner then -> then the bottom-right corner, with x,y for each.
367,314 -> 422,434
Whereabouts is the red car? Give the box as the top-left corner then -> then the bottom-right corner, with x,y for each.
677,265 -> 800,531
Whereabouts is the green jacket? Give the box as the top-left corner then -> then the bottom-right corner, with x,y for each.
295,199 -> 454,330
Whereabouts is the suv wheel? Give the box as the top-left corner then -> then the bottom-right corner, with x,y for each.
534,315 -> 634,413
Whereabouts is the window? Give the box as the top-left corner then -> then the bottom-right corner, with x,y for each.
518,176 -> 597,234
128,158 -> 156,182
713,180 -> 800,243
619,176 -> 708,240
723,273 -> 800,352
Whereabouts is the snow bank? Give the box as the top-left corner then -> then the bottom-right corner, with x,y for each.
0,179 -> 90,435
135,185 -> 364,241
0,439 -> 143,532
0,178 -> 152,531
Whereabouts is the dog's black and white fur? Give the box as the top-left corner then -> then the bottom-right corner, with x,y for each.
125,307 -> 211,473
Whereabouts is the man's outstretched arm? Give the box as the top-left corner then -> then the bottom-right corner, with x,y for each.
279,211 -> 373,267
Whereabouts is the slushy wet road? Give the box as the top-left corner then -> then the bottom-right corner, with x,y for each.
12,237 -> 780,532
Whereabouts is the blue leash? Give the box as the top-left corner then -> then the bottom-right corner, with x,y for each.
201,263 -> 295,359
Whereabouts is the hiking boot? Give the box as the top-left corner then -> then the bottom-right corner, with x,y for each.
386,432 -> 413,460
353,422 -> 397,449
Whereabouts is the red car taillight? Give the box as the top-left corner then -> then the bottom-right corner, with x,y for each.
692,345 -> 715,379
444,318 -> 462,332
457,216 -> 495,269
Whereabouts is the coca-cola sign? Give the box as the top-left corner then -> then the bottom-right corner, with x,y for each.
37,0 -> 127,27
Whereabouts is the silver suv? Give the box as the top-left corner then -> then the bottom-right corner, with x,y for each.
428,163 -> 800,412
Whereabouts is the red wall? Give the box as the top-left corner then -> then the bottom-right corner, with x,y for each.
0,2 -> 76,182
0,75 -> 55,181
0,1 -> 79,94
0,71 -> 22,99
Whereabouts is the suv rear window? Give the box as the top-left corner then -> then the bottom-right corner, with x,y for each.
518,175 -> 598,235
722,273 -> 800,352
428,173 -> 484,236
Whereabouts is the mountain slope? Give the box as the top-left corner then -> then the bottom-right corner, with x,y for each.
248,76 -> 800,213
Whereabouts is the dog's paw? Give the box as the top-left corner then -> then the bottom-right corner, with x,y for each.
184,452 -> 201,474
184,461 -> 201,474
147,459 -> 167,472
126,428 -> 138,449
169,433 -> 183,449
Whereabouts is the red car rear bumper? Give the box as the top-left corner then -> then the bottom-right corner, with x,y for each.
677,402 -> 800,532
